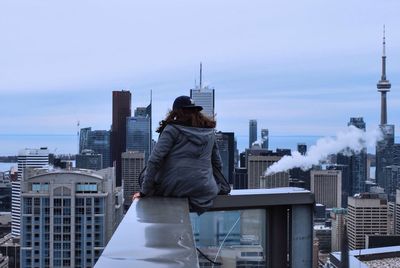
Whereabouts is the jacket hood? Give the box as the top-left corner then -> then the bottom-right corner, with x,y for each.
170,124 -> 214,145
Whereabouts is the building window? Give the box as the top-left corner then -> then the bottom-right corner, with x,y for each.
76,183 -> 97,193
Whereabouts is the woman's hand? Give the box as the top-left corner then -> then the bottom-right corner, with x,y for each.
132,192 -> 141,201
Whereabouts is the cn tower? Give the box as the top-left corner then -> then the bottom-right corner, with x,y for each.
377,25 -> 391,125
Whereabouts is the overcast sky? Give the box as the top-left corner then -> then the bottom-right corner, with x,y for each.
1,0 -> 400,155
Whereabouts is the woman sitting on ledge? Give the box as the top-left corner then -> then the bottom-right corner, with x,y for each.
133,95 -> 228,213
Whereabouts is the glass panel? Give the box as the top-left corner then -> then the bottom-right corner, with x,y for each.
191,209 -> 266,268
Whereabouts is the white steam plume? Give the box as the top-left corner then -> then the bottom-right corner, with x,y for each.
265,126 -> 382,175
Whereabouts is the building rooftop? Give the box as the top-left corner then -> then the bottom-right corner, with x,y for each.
330,246 -> 400,268
95,188 -> 315,268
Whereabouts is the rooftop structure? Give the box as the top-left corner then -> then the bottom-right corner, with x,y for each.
330,246 -> 400,268
95,187 -> 314,268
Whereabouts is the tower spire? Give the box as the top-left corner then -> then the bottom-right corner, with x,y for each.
377,25 -> 391,125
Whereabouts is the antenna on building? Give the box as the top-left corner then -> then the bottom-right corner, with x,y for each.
199,62 -> 203,90
383,24 -> 386,56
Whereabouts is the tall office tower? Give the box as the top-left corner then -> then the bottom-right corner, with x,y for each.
233,168 -> 248,189
327,164 -> 350,208
260,172 -> 289,188
215,132 -> 235,183
396,190 -> 400,234
111,90 -> 131,187
347,193 -> 388,250
247,150 -> 289,189
330,208 -> 347,252
289,143 -> 309,188
126,106 -> 151,163
79,127 -> 91,152
376,28 -> 395,187
348,117 -> 367,195
311,170 -> 342,208
76,150 -> 103,170
121,151 -> 145,209
234,139 -> 239,168
79,128 -> 111,169
297,143 -> 307,155
12,148 -> 49,238
190,63 -> 215,118
134,102 -> 152,151
248,120 -> 257,148
383,165 -> 400,202
20,167 -> 123,268
261,129 -> 269,149
388,201 -> 396,235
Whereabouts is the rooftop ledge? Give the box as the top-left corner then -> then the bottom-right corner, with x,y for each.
95,188 -> 315,268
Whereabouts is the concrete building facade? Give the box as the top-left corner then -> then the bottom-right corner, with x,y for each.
12,148 -> 49,238
20,168 -> 123,268
311,170 -> 342,209
121,151 -> 145,209
347,193 -> 388,250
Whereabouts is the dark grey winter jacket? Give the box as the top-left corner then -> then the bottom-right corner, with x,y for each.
141,123 -> 221,212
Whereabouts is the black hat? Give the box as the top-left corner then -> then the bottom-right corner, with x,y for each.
172,96 -> 203,111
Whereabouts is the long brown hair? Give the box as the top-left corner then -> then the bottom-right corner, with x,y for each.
157,108 -> 216,133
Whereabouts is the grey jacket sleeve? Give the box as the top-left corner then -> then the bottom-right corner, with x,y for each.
211,138 -> 223,170
141,125 -> 177,195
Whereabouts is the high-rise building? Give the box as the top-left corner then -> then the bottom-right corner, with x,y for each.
215,132 -> 235,183
126,106 -> 151,162
297,143 -> 307,155
311,170 -> 342,208
347,193 -> 388,250
79,128 -> 111,169
330,208 -> 347,252
12,148 -> 49,237
260,172 -> 289,189
233,168 -> 248,189
395,189 -> 400,235
111,90 -> 131,187
121,151 -> 145,209
347,117 -> 367,195
248,120 -> 257,148
76,150 -> 103,170
261,129 -> 269,149
383,165 -> 400,202
247,150 -> 289,189
20,167 -> 123,268
190,63 -> 215,119
327,164 -> 350,208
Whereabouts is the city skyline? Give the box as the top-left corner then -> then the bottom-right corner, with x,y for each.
1,1 -> 400,155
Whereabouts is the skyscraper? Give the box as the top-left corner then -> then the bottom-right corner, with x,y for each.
79,128 -> 111,169
383,165 -> 400,202
190,63 -> 215,118
76,150 -> 103,170
126,106 -> 151,163
12,148 -> 49,237
310,170 -> 342,208
330,208 -> 347,252
121,151 -> 145,210
261,129 -> 269,149
347,193 -> 388,250
348,117 -> 367,195
111,90 -> 131,187
247,150 -> 289,189
20,167 -> 123,268
375,27 -> 395,187
249,120 -> 257,148
215,132 -> 235,183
